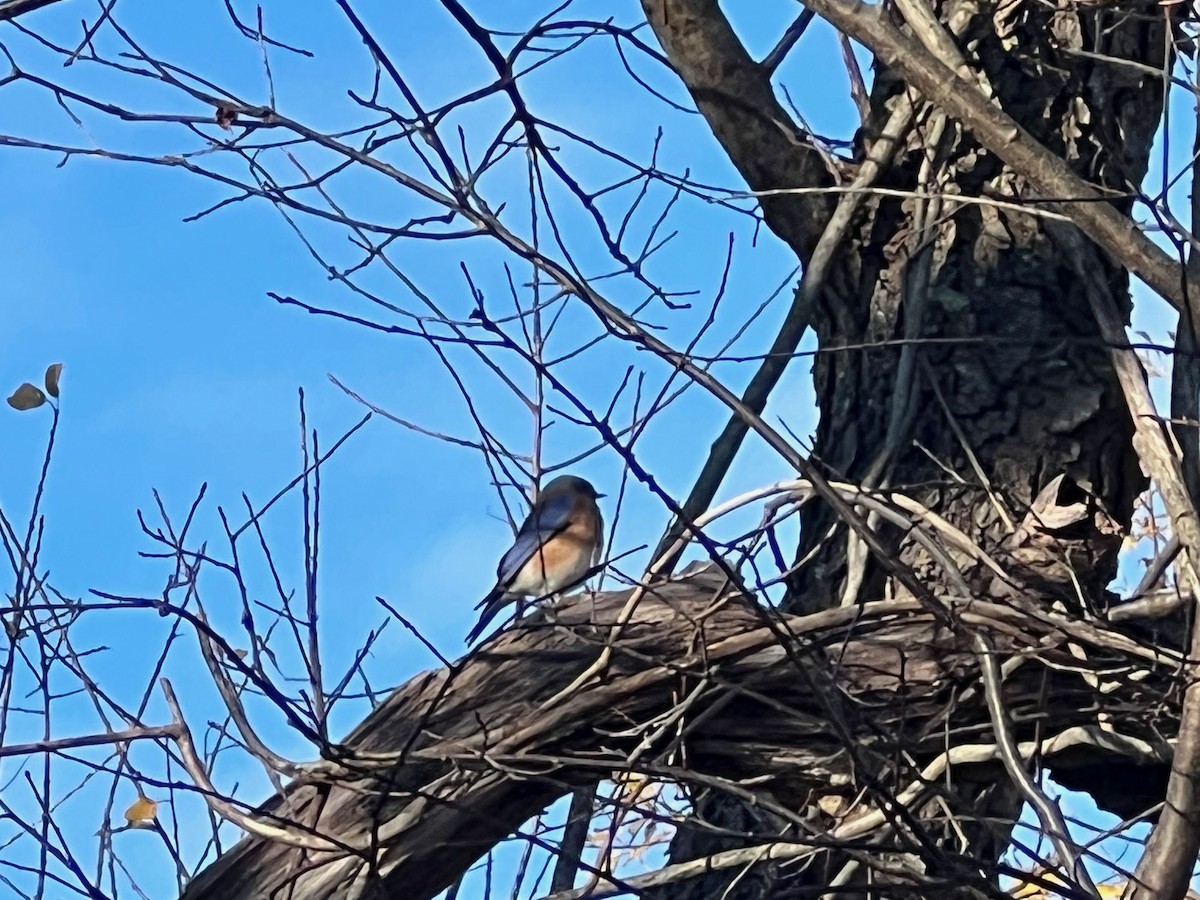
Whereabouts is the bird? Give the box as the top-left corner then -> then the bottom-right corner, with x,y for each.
467,474 -> 605,645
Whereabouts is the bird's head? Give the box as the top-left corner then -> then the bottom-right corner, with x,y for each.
541,474 -> 605,500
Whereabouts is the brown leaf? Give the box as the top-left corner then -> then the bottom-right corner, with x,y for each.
1023,474 -> 1089,532
7,383 -> 46,411
43,363 -> 62,398
215,105 -> 236,130
124,796 -> 158,829
816,794 -> 848,817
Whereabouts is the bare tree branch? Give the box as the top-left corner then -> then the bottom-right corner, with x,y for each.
181,561 -> 1182,900
640,0 -> 837,258
0,0 -> 70,23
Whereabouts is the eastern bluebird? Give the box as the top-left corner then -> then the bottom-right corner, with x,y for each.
467,475 -> 605,645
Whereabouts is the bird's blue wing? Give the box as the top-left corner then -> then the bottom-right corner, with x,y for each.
495,492 -> 574,588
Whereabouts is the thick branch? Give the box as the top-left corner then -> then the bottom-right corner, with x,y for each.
183,566 -> 1180,900
0,0 -> 69,22
640,0 -> 836,257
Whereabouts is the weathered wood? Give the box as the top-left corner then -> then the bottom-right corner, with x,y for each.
183,566 -> 1178,900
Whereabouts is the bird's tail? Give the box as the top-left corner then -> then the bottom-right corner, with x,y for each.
466,587 -> 509,645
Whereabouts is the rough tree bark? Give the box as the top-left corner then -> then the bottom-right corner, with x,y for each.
182,566 -> 1179,899
640,0 -> 1170,896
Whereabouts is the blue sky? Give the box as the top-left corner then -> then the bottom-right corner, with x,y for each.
0,1 -> 1190,898
0,3 -> 827,896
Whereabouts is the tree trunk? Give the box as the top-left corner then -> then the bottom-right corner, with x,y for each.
645,1 -> 1170,895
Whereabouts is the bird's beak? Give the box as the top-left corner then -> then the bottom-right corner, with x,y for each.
595,492 -> 607,499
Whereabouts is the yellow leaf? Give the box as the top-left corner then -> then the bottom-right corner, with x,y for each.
1011,877 -> 1171,899
1009,883 -> 1045,899
1009,869 -> 1065,898
124,796 -> 158,828
817,794 -> 848,817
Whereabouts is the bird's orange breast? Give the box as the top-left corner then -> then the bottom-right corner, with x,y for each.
511,510 -> 600,597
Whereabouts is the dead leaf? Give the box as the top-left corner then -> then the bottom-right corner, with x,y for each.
124,796 -> 158,829
1008,868 -> 1065,898
817,794 -> 848,817
7,383 -> 46,411
1023,474 -> 1089,532
43,363 -> 62,399
215,106 -> 236,130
